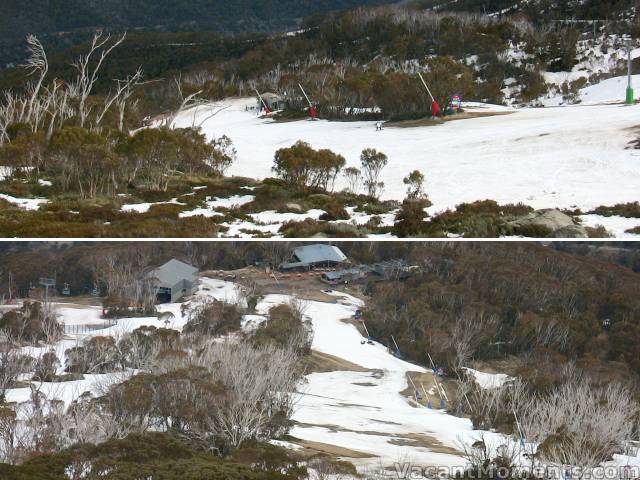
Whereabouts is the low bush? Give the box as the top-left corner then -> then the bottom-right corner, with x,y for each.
592,202 -> 640,218
0,432 -> 307,480
251,304 -> 312,356
183,300 -> 242,337
278,218 -> 367,238
65,336 -> 121,374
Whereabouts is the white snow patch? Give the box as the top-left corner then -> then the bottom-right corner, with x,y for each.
207,194 -> 255,208
121,198 -> 185,213
249,209 -> 325,225
544,75 -> 640,106
0,193 -> 48,210
465,368 -> 511,389
579,214 -> 640,238
179,194 -> 255,218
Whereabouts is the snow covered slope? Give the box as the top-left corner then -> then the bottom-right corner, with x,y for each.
255,291 -> 478,469
544,74 -> 640,106
174,98 -> 640,214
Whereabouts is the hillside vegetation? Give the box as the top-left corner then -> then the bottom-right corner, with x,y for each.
359,242 -> 640,387
0,241 -> 639,477
2,241 -> 640,387
0,0 -> 397,69
0,2 -> 637,237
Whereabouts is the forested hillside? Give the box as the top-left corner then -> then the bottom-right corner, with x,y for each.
0,1 -> 638,238
1,242 -> 639,477
419,0 -> 637,20
1,0 -> 400,40
0,0 -> 396,68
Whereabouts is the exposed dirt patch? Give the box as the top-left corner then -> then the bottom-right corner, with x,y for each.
293,423 -> 462,457
386,111 -> 512,128
368,418 -> 402,426
470,357 -> 524,377
624,125 -> 640,149
400,371 -> 458,409
203,266 -> 367,304
389,433 -> 463,456
293,439 -> 376,459
305,350 -> 370,374
295,422 -> 386,435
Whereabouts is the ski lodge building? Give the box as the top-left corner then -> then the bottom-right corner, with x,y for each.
148,259 -> 199,303
280,244 -> 348,271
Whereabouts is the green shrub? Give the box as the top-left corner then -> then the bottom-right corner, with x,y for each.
183,300 -> 242,336
3,432 -> 306,480
592,202 -> 640,218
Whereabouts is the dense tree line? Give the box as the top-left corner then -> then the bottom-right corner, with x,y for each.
358,242 -> 640,385
2,0 -> 633,125
417,0 -> 637,24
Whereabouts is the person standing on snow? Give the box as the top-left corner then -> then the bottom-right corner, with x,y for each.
376,121 -> 383,131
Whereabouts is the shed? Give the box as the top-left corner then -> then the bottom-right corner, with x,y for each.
321,266 -> 369,285
258,92 -> 287,112
148,259 -> 199,303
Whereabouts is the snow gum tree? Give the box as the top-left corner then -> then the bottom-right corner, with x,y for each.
360,148 -> 388,199
273,141 -> 346,191
403,170 -> 426,199
342,166 -> 362,194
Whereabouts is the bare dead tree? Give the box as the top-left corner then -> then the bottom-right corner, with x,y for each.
519,379 -> 639,478
193,340 -> 301,449
235,275 -> 264,312
70,31 -> 127,128
94,67 -> 144,130
22,35 -> 49,124
0,335 -> 33,403
165,76 -> 204,128
43,80 -> 73,141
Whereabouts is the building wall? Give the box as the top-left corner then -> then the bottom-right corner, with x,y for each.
168,279 -> 197,303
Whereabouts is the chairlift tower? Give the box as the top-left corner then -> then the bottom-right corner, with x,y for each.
39,277 -> 55,315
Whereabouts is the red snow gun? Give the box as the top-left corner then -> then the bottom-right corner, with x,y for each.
431,100 -> 441,118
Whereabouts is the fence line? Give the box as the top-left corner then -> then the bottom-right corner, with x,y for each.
63,320 -> 117,335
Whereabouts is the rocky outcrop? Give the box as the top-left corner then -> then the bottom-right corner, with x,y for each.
509,209 -> 588,238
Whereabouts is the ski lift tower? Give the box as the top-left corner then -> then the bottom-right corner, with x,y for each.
626,41 -> 635,105
39,277 -> 55,315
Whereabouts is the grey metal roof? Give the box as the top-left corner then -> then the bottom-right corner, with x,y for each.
149,259 -> 198,288
324,266 -> 369,280
323,271 -> 345,280
293,244 -> 347,264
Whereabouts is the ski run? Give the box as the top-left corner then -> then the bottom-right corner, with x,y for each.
168,74 -> 640,238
